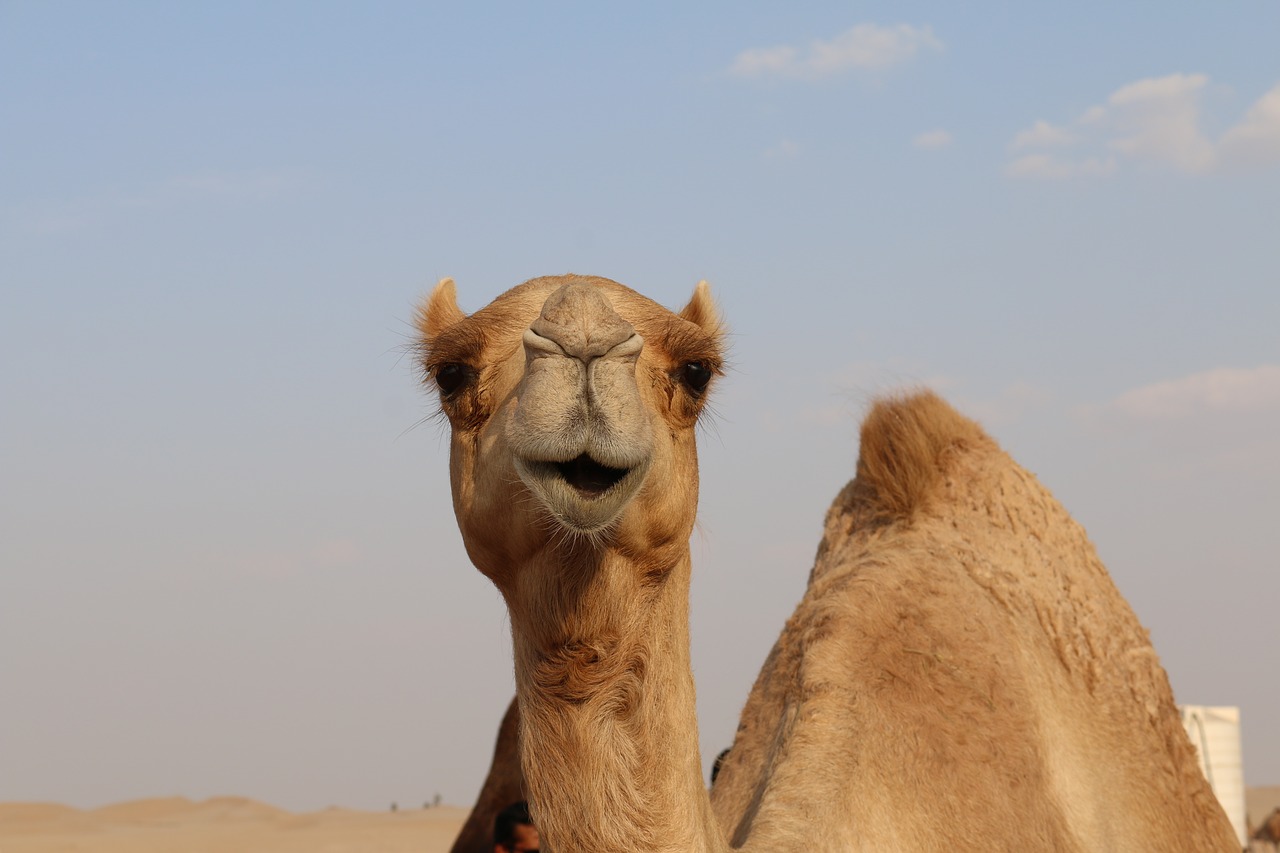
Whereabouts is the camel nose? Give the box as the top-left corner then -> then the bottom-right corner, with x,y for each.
527,283 -> 640,362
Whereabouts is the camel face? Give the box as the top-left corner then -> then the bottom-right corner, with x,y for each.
507,282 -> 654,534
418,274 -> 723,581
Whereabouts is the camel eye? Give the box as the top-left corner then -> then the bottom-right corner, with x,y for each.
677,361 -> 713,396
434,362 -> 475,397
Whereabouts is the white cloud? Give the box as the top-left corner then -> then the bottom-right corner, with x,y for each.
730,45 -> 797,78
1218,82 -> 1280,171
1007,74 -> 1280,178
729,23 -> 941,81
1079,105 -> 1107,125
1004,153 -> 1116,180
1009,120 -> 1076,151
913,129 -> 953,150
1108,72 -> 1207,106
1101,365 -> 1280,420
1074,366 -> 1280,485
1005,154 -> 1068,179
1104,73 -> 1215,173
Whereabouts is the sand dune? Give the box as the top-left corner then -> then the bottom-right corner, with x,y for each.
0,797 -> 467,853
8,787 -> 1277,850
0,804 -> 87,826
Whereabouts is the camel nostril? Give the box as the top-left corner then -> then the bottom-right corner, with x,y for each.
531,283 -> 637,362
553,454 -> 630,497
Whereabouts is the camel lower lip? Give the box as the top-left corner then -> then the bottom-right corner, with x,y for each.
514,454 -> 651,534
553,454 -> 630,497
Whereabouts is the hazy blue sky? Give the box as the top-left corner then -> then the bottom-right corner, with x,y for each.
2,1 -> 1277,813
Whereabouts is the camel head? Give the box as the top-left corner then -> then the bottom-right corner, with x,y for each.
417,274 -> 724,589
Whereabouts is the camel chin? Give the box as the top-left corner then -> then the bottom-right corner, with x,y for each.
513,453 -> 652,534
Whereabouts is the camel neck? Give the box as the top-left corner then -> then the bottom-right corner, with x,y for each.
509,545 -> 722,853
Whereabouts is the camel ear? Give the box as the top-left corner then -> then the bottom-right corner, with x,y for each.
679,280 -> 722,337
418,277 -> 466,341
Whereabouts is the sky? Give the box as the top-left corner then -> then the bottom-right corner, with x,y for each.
2,0 -> 1278,814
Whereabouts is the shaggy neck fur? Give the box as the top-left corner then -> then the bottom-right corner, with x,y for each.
509,543 -> 720,853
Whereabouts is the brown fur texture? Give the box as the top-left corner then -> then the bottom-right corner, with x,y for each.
710,391 -> 1236,850
421,277 -> 1236,852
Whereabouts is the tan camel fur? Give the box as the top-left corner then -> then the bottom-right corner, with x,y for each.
418,274 -> 1236,852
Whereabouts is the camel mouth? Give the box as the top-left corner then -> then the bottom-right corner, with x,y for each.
514,452 -> 651,534
553,454 -> 630,498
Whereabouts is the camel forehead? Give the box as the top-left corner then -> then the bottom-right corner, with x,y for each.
475,275 -> 666,331
451,275 -> 716,370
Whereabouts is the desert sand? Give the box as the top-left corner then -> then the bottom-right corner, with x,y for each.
5,787 -> 1279,851
0,796 -> 467,853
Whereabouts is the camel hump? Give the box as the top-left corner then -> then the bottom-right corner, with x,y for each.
855,390 -> 991,521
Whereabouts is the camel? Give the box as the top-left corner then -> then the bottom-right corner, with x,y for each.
417,273 -> 1237,852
